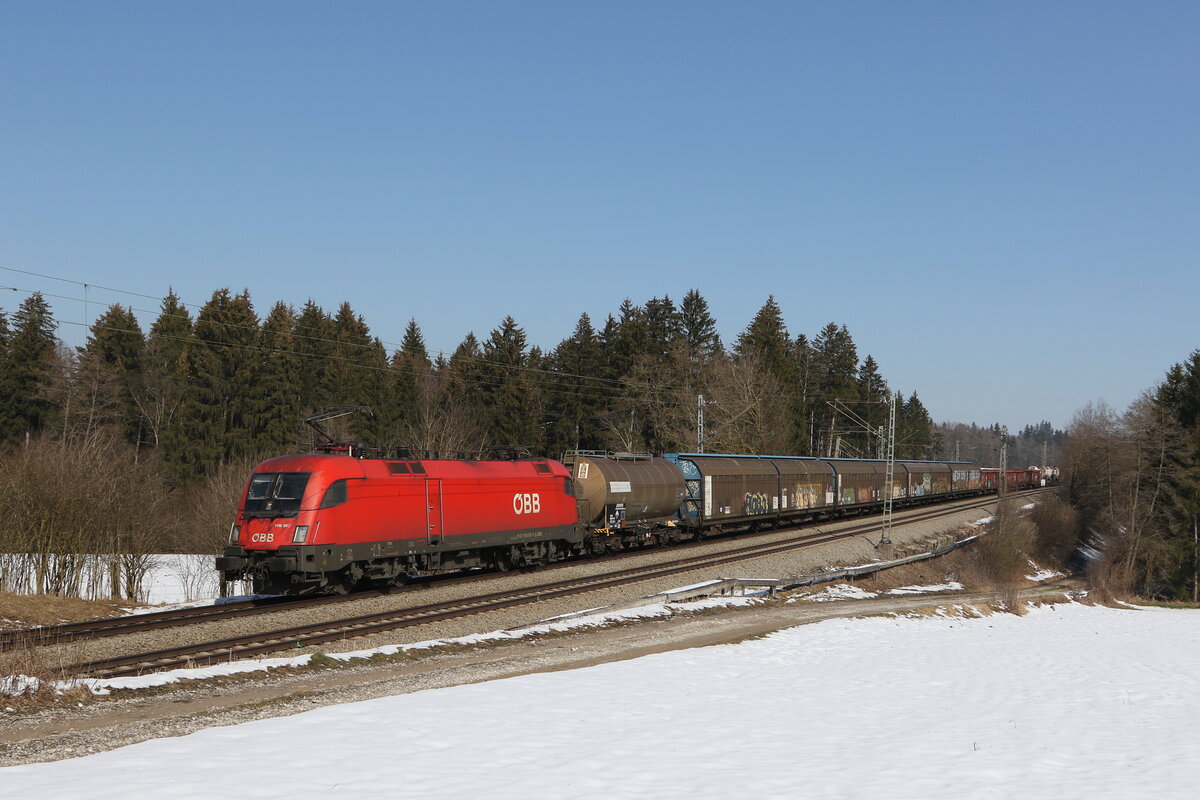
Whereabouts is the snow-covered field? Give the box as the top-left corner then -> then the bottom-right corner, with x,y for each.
5,601 -> 1198,799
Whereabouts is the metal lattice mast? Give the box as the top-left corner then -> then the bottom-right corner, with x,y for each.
999,426 -> 1009,498
697,395 -> 706,453
880,392 -> 897,545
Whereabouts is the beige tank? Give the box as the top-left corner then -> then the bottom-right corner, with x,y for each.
564,453 -> 686,528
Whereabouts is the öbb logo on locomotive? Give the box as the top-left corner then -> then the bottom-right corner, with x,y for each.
513,493 -> 541,515
215,448 -> 1043,596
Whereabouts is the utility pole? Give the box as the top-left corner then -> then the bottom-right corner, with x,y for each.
1042,440 -> 1048,467
697,395 -> 715,453
955,439 -> 961,462
880,392 -> 897,546
999,426 -> 1008,498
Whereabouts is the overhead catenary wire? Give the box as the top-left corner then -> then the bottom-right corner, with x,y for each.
0,274 -> 676,395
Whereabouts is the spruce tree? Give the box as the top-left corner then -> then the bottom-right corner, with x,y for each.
1,292 -> 58,443
735,297 -> 801,452
390,319 -> 433,446
1155,351 -> 1200,600
447,331 -> 488,444
793,333 -> 813,454
166,289 -> 259,482
330,302 -> 390,444
253,302 -> 302,454
679,289 -> 721,359
83,305 -> 146,446
607,299 -> 648,381
897,392 -> 934,459
293,300 -> 336,412
546,312 -> 605,454
812,322 -> 860,456
481,316 -> 541,450
142,291 -> 193,452
856,354 -> 889,457
734,296 -> 792,379
0,308 -> 10,439
642,295 -> 680,361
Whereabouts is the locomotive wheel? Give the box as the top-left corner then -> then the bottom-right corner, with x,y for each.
328,568 -> 361,596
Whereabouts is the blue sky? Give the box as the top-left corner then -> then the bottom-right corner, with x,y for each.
2,1 -> 1197,431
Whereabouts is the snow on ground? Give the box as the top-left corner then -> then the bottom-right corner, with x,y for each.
8,602 -> 1197,799
799,582 -> 879,601
1025,559 -> 1065,583
3,595 -> 764,697
886,581 -> 964,594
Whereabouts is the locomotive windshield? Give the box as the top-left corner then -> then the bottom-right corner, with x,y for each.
243,472 -> 311,518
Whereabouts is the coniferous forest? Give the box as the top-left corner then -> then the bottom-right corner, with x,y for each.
0,288 -> 949,478
0,288 -> 949,593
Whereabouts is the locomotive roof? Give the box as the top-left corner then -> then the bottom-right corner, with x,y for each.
252,452 -> 570,479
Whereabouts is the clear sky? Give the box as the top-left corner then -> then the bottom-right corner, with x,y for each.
2,1 -> 1196,432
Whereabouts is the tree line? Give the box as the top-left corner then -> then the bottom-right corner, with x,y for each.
1,289 -> 944,483
1063,351 -> 1200,602
0,287 -> 956,597
932,420 -> 1064,469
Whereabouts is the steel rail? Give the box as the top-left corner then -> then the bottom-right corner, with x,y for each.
72,493 -> 1016,678
2,488 -> 1016,651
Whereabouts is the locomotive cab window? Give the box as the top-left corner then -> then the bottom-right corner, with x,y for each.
243,472 -> 310,518
320,479 -> 349,509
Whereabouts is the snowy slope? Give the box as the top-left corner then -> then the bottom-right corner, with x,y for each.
4,602 -> 1198,799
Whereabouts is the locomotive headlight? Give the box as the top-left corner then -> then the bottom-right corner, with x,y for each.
292,525 -> 309,543
229,524 -> 241,544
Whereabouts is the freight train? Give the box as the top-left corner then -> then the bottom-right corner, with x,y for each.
981,466 -> 1060,492
216,447 -> 1034,595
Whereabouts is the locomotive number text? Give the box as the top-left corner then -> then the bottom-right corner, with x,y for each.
513,493 -> 541,515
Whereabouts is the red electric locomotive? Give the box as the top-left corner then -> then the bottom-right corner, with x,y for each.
216,453 -> 582,595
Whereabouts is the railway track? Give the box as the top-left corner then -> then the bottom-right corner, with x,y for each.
3,489 -> 1019,653
68,492 -> 1019,678
0,572 -> 474,652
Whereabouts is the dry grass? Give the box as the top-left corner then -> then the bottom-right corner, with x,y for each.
0,630 -> 91,707
1029,494 -> 1080,567
1,591 -> 139,707
0,590 -> 141,630
861,510 -> 1057,615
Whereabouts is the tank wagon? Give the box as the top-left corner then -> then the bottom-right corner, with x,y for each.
560,451 -> 687,552
218,448 -> 990,595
